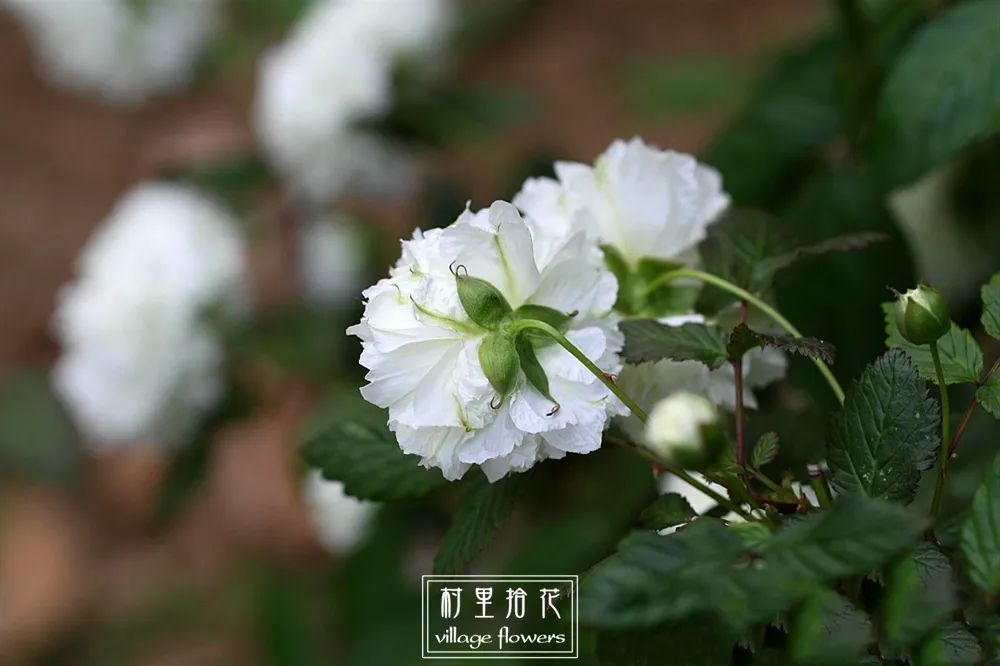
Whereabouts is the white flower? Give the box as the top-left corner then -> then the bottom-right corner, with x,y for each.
2,0 -> 220,105
514,137 -> 730,266
297,215 -> 368,307
349,201 -> 624,482
254,0 -> 451,204
52,183 -> 247,449
617,314 -> 787,441
644,391 -> 721,467
303,471 -> 377,554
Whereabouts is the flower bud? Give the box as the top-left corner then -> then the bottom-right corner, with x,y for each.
644,392 -> 725,471
893,284 -> 950,345
479,331 -> 520,405
454,266 -> 511,330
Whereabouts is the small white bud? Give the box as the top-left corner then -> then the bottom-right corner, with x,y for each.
644,392 -> 724,470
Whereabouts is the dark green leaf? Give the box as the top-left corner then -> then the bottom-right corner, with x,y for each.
873,0 -> 1000,188
433,470 -> 526,574
621,319 -> 728,368
0,373 -> 77,486
789,591 -> 871,665
727,323 -> 835,365
762,494 -> 925,581
827,351 -> 939,502
638,493 -> 695,530
982,272 -> 1000,340
881,543 -> 956,654
757,232 -> 889,281
961,451 -> 1000,595
301,410 -> 448,501
977,376 -> 1000,419
883,302 -> 983,385
752,432 -> 780,468
596,616 -> 737,666
915,622 -> 982,666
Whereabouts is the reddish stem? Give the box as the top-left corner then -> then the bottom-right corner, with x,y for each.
734,300 -> 748,468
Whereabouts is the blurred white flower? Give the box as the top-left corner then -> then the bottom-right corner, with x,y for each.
303,471 -> 377,554
514,137 -> 730,266
297,215 -> 368,307
349,201 -> 624,482
2,0 -> 220,105
644,391 -> 722,469
254,0 -> 452,204
53,183 -> 247,449
617,313 -> 786,441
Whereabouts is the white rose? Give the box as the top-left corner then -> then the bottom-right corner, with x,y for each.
644,391 -> 722,470
350,201 -> 624,482
2,0 -> 220,105
52,183 -> 247,448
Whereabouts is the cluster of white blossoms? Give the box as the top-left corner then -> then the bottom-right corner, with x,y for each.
255,0 -> 452,204
53,183 -> 247,449
353,137 -> 787,481
2,0 -> 220,105
303,471 -> 377,554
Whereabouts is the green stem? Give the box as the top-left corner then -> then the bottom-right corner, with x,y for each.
672,468 -> 756,522
810,475 -> 833,508
510,319 -> 647,422
646,268 -> 846,405
929,341 -> 951,522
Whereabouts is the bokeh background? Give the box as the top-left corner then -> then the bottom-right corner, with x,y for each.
1,1 -> 997,664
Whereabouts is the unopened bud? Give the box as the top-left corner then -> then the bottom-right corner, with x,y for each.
893,284 -> 950,345
454,264 -> 512,330
644,392 -> 725,471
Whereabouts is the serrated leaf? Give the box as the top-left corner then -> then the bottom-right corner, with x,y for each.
977,376 -> 1000,419
751,432 -> 780,468
727,323 -> 835,365
301,411 -> 448,501
433,470 -> 526,574
789,590 -> 871,665
883,302 -> 983,385
761,494 -> 925,580
961,451 -> 1000,595
873,0 -> 1000,188
757,232 -> 889,280
983,272 -> 1000,340
620,319 -> 728,368
827,351 -> 939,503
915,622 -> 982,666
638,493 -> 695,530
881,543 -> 956,654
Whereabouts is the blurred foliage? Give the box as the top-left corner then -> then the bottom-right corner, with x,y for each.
0,372 -> 78,486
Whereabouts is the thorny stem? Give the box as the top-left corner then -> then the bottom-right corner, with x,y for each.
509,319 -> 648,423
929,341 -> 951,523
646,268 -> 846,405
949,356 -> 1000,458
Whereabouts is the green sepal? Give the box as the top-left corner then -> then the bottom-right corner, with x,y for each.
515,333 -> 559,410
478,331 -> 520,403
455,269 -> 512,330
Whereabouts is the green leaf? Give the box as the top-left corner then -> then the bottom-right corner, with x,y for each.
827,351 -> 940,503
433,470 -> 526,574
883,302 -> 983,385
751,432 -> 780,468
761,494 -> 925,581
638,493 -> 695,530
620,319 -> 729,368
961,451 -> 1000,595
982,272 -> 1000,340
727,323 -> 835,365
596,616 -> 737,666
915,622 -> 982,666
301,409 -> 448,501
757,232 -> 889,280
789,591 -> 871,665
881,543 -> 956,654
977,376 -> 1000,419
0,373 -> 78,486
873,0 -> 1000,188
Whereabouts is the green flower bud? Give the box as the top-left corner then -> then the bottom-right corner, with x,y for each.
893,284 -> 950,345
644,392 -> 725,471
479,331 -> 520,406
453,263 -> 512,330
